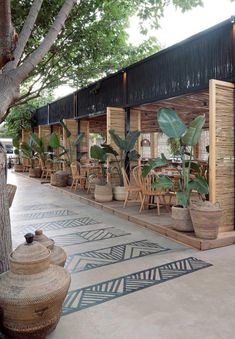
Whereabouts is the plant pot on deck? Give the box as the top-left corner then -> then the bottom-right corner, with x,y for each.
171,206 -> 194,232
14,164 -> 23,172
113,186 -> 126,201
29,167 -> 42,178
190,201 -> 223,239
94,184 -> 113,202
51,171 -> 68,187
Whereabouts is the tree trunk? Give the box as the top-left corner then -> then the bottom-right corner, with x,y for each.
0,72 -> 20,123
0,144 -> 12,273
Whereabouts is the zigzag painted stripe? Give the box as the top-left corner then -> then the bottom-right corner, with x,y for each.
63,257 -> 212,315
66,240 -> 170,273
12,209 -> 77,221
20,217 -> 101,233
53,227 -> 131,247
20,203 -> 59,210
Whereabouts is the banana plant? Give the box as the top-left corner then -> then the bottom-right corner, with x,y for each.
107,129 -> 141,186
49,121 -> 85,167
90,144 -> 110,185
12,137 -> 22,165
155,107 -> 208,207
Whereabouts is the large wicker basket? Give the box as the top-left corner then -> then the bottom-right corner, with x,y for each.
50,171 -> 68,187
0,234 -> 71,338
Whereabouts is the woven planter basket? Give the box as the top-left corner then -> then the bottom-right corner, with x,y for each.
190,201 -> 223,239
94,184 -> 113,202
172,206 -> 194,232
34,230 -> 67,267
50,171 -> 68,187
0,234 -> 71,338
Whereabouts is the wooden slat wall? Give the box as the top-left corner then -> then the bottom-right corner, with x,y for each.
209,79 -> 235,232
150,133 -> 158,158
80,120 -> 90,164
63,119 -> 78,169
22,129 -> 31,168
130,109 -> 141,154
39,125 -> 51,146
107,107 -> 125,184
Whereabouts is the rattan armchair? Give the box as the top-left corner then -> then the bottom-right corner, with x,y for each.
70,161 -> 87,191
121,167 -> 142,208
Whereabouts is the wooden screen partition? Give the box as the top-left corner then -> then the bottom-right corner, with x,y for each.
63,119 -> 78,169
130,109 -> 141,154
79,120 -> 89,163
209,79 -> 235,232
106,107 -> 125,184
39,125 -> 51,146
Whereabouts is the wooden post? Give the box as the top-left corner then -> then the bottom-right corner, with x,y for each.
63,119 -> 78,170
209,79 -> 235,232
79,119 -> 90,163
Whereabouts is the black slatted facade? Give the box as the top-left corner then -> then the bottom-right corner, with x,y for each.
76,72 -> 124,118
34,18 -> 234,126
49,93 -> 75,124
34,105 -> 48,125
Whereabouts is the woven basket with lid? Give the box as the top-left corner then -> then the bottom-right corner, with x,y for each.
34,230 -> 67,267
0,233 -> 71,339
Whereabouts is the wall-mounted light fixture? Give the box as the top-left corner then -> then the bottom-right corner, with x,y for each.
141,138 -> 151,147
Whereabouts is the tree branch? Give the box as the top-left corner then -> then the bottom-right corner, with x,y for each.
4,0 -> 44,71
16,0 -> 77,83
0,0 -> 14,68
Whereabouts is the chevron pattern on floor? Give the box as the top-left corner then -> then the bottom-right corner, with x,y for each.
53,227 -> 131,247
20,203 -> 59,210
12,209 -> 77,221
66,240 -> 170,273
20,217 -> 101,233
63,257 -> 212,315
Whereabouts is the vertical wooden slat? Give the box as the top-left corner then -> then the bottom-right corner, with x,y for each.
80,120 -> 90,163
150,133 -> 158,158
38,125 -> 51,146
107,107 -> 125,184
209,79 -> 235,232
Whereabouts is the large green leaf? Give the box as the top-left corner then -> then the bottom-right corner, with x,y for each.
12,137 -> 20,149
188,176 -> 209,195
152,175 -> 173,190
128,149 -> 140,161
108,129 -> 126,150
142,156 -> 168,177
181,115 -> 205,146
157,108 -> 187,138
124,130 -> 141,151
101,144 -> 119,157
90,145 -> 107,163
49,132 -> 60,149
176,191 -> 189,208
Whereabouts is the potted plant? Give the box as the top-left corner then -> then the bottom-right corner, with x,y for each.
145,107 -> 208,231
90,144 -> 113,202
12,137 -> 23,172
20,137 -> 42,178
106,129 -> 141,200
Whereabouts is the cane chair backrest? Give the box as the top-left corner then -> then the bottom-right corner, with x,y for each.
121,168 -> 130,189
70,161 -> 81,178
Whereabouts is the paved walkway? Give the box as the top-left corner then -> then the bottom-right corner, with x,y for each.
8,171 -> 235,339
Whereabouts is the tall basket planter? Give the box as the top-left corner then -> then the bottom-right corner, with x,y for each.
94,184 -> 113,202
190,201 -> 223,239
171,206 -> 194,232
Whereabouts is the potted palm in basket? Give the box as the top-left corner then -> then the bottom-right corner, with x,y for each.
144,107 -> 209,231
90,144 -> 113,202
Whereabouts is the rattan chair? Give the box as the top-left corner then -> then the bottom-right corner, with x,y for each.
70,161 -> 87,191
137,170 -> 168,215
121,168 -> 142,208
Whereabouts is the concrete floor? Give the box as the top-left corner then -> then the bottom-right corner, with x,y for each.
7,171 -> 235,339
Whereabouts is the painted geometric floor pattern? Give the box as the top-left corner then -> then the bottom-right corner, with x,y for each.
19,203 -> 59,210
19,217 -> 101,234
63,257 -> 212,315
12,209 -> 77,221
52,227 -> 131,247
66,240 -> 170,273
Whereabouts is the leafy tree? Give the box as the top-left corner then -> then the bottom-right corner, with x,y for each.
0,0 -> 204,273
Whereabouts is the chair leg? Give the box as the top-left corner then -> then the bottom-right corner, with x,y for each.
156,196 -> 160,216
139,195 -> 146,213
123,191 -> 129,208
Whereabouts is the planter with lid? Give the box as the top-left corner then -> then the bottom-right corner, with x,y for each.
34,229 -> 67,267
0,233 -> 71,338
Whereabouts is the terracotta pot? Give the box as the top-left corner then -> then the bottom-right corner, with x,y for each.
171,206 -> 194,232
190,201 -> 223,239
94,184 -> 113,202
113,186 -> 126,201
29,167 -> 41,178
0,233 -> 71,338
34,230 -> 67,267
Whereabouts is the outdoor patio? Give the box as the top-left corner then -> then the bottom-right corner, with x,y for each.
8,170 -> 235,339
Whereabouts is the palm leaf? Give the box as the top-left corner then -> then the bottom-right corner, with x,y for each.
157,108 -> 187,138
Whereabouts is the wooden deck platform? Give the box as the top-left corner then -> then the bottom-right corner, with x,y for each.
49,185 -> 235,251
